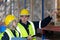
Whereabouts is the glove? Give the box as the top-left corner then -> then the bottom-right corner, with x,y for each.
0,25 -> 6,33
27,35 -> 32,40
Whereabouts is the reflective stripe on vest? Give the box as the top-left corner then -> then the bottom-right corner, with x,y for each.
28,21 -> 35,36
15,30 -> 19,37
16,21 -> 35,37
5,28 -> 14,40
39,20 -> 41,29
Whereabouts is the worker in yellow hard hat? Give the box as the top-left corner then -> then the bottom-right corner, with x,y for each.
20,9 -> 30,15
16,9 -> 36,40
1,15 -> 19,40
4,15 -> 15,26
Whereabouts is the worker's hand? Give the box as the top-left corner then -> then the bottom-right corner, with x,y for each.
27,35 -> 33,40
47,10 -> 58,17
12,20 -> 17,27
51,10 -> 58,16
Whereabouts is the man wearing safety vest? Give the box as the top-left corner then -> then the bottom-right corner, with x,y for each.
16,9 -> 36,40
1,15 -> 19,40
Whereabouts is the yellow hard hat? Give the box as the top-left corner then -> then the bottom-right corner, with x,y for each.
20,9 -> 29,15
4,15 -> 15,26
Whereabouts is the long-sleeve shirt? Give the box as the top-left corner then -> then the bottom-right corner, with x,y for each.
33,16 -> 52,35
41,16 -> 52,28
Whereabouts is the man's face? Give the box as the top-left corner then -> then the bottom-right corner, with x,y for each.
8,20 -> 17,30
20,15 -> 29,23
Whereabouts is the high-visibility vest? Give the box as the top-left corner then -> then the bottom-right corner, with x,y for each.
16,21 -> 35,37
5,28 -> 19,40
